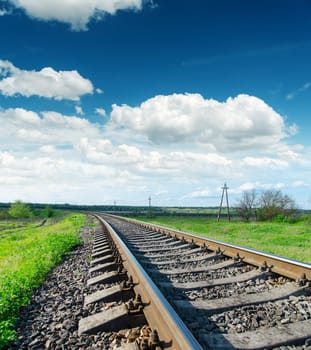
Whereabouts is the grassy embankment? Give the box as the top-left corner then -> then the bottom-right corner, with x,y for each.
133,216 -> 311,263
0,213 -> 86,349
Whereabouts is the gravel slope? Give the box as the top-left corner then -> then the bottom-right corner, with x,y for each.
10,218 -> 115,350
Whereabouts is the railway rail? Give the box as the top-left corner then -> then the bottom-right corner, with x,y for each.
78,213 -> 311,350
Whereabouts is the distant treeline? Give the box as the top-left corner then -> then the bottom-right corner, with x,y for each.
0,202 -> 230,216
0,203 -> 238,219
0,202 -> 309,218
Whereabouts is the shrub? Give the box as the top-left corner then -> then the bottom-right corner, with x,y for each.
8,201 -> 33,219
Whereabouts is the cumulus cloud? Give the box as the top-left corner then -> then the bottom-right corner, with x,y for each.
75,106 -> 84,115
186,188 -> 212,198
0,60 -> 93,100
77,137 -> 143,165
287,123 -> 298,136
16,129 -> 50,143
0,94 -> 308,205
241,156 -> 288,169
276,148 -> 304,163
76,137 -> 234,180
95,108 -> 106,117
292,180 -> 310,188
227,182 -> 286,195
9,0 -> 143,31
39,145 -> 57,153
6,107 -> 41,125
42,111 -> 96,130
110,93 -> 292,152
0,108 -> 100,148
0,147 -> 145,204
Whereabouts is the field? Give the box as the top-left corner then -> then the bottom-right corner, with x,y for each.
0,213 -> 86,349
134,215 -> 311,263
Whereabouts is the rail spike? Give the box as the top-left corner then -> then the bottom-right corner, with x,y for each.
134,294 -> 143,309
190,239 -> 196,248
121,275 -> 134,290
234,252 -> 244,263
127,294 -> 145,314
297,273 -> 311,287
215,247 -> 224,255
260,260 -> 273,272
149,329 -> 161,350
202,243 -> 209,251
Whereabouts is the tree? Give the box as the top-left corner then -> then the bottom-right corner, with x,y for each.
43,206 -> 55,218
8,200 -> 33,219
236,190 -> 257,221
257,190 -> 296,221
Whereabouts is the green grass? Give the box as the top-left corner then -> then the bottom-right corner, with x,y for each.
0,213 -> 86,349
133,216 -> 311,263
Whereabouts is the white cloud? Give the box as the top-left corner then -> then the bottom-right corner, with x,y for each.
96,88 -> 104,94
39,145 -> 57,153
9,0 -> 143,31
0,108 -> 100,148
110,93 -> 291,152
292,180 -> 310,188
8,107 -> 41,125
0,92 -> 309,206
287,123 -> 298,136
186,188 -> 212,198
0,151 -> 15,167
0,60 -> 93,100
0,148 -> 144,203
276,149 -> 304,163
0,9 -> 10,16
41,111 -> 96,131
76,137 -> 234,183
286,82 -> 311,100
95,107 -> 106,117
237,182 -> 261,192
16,129 -> 50,143
77,137 -> 143,165
222,182 -> 288,197
241,156 -> 288,169
75,106 -> 84,115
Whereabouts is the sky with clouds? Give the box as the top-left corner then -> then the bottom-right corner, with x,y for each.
0,0 -> 311,208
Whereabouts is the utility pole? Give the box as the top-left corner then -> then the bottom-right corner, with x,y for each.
217,183 -> 230,221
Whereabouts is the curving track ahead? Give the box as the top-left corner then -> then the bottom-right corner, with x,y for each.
81,213 -> 311,350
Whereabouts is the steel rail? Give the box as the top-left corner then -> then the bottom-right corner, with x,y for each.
107,214 -> 311,281
94,214 -> 203,350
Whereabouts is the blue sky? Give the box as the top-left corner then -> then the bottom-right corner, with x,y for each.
0,0 -> 311,208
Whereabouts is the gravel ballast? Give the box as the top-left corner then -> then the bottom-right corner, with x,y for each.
10,218 -> 115,349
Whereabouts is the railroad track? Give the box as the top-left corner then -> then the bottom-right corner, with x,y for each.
78,213 -> 311,350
